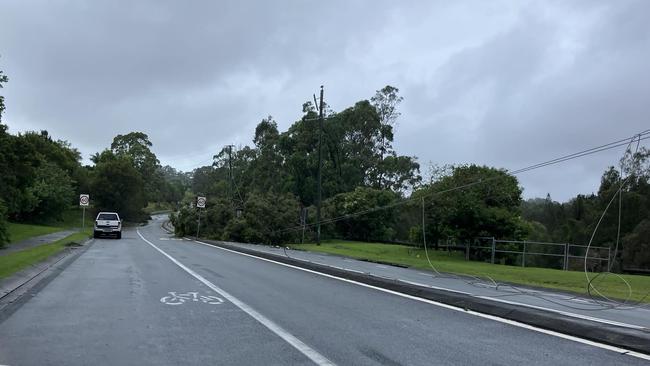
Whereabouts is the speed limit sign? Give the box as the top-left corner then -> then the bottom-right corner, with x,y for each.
196,196 -> 206,208
79,194 -> 90,207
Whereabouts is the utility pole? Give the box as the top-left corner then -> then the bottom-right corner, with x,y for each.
316,85 -> 324,245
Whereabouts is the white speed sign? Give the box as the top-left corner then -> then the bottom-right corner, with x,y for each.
196,196 -> 206,208
79,194 -> 90,207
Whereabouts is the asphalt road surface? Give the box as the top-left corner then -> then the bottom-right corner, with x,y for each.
226,241 -> 650,330
1,218 -> 648,365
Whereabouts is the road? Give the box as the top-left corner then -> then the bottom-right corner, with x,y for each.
0,217 -> 647,365
225,241 -> 650,330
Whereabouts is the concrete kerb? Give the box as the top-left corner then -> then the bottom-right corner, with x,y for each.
192,238 -> 650,355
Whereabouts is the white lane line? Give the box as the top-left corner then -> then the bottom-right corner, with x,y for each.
137,231 -> 335,366
189,239 -> 650,361
473,296 -> 646,330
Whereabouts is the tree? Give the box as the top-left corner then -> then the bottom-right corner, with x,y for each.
417,165 -> 527,244
622,219 -> 650,270
0,65 -> 8,241
0,200 -> 9,247
26,161 -> 76,220
110,132 -> 162,202
91,154 -> 146,221
224,191 -> 301,244
371,85 -> 403,188
323,187 -> 399,242
0,66 -> 7,123
0,129 -> 82,221
379,155 -> 421,193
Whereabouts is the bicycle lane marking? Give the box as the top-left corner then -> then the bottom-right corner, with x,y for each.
160,291 -> 225,306
136,230 -> 336,366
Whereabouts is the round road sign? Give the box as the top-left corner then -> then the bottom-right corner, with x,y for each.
80,194 -> 90,206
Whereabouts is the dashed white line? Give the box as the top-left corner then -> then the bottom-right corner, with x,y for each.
138,230 -> 336,366
187,238 -> 650,361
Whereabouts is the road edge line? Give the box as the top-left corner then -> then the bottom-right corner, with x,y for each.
188,238 -> 650,361
137,230 -> 336,366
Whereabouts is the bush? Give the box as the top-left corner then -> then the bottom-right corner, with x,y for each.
622,219 -> 650,270
0,200 -> 9,248
323,187 -> 399,242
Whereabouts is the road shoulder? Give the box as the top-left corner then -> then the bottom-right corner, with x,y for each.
0,237 -> 94,322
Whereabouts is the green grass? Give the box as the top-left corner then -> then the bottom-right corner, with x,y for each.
5,207 -> 94,245
0,232 -> 90,279
43,207 -> 94,231
290,240 -> 650,303
7,223 -> 63,244
144,202 -> 174,215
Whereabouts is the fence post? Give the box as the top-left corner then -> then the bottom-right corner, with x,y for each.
491,237 -> 496,264
563,243 -> 569,271
522,241 -> 526,267
607,246 -> 612,272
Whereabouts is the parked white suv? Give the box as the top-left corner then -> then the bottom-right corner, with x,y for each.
94,212 -> 122,239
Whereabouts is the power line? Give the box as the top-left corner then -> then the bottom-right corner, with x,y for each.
272,130 -> 650,235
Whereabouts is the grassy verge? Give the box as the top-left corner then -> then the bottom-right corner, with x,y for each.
43,207 -> 95,231
7,223 -> 63,244
6,207 -> 95,244
290,240 -> 650,303
144,202 -> 174,215
0,232 -> 89,279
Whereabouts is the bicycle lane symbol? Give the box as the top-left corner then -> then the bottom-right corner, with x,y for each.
160,292 -> 225,306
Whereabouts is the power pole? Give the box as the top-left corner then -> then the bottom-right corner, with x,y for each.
316,85 -> 324,245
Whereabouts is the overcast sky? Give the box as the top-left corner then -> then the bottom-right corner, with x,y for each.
2,0 -> 649,201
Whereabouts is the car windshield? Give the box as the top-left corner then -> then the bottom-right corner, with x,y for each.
97,213 -> 118,220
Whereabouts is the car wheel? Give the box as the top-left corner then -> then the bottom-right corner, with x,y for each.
116,232 -> 121,239
93,231 -> 99,239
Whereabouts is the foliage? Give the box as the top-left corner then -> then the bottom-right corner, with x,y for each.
622,219 -> 650,270
414,165 -> 527,244
26,161 -> 76,220
178,86 -> 421,244
0,127 -> 82,222
521,147 -> 650,271
110,132 -> 162,202
0,67 -> 7,122
0,200 -> 9,247
323,187 -> 399,242
91,153 -> 147,221
173,192 -> 302,245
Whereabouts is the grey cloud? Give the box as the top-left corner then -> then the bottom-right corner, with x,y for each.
1,0 -> 648,201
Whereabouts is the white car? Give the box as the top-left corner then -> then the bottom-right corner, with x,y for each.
93,212 -> 122,239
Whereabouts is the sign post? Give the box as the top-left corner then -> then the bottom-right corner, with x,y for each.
79,194 -> 90,232
196,196 -> 206,238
